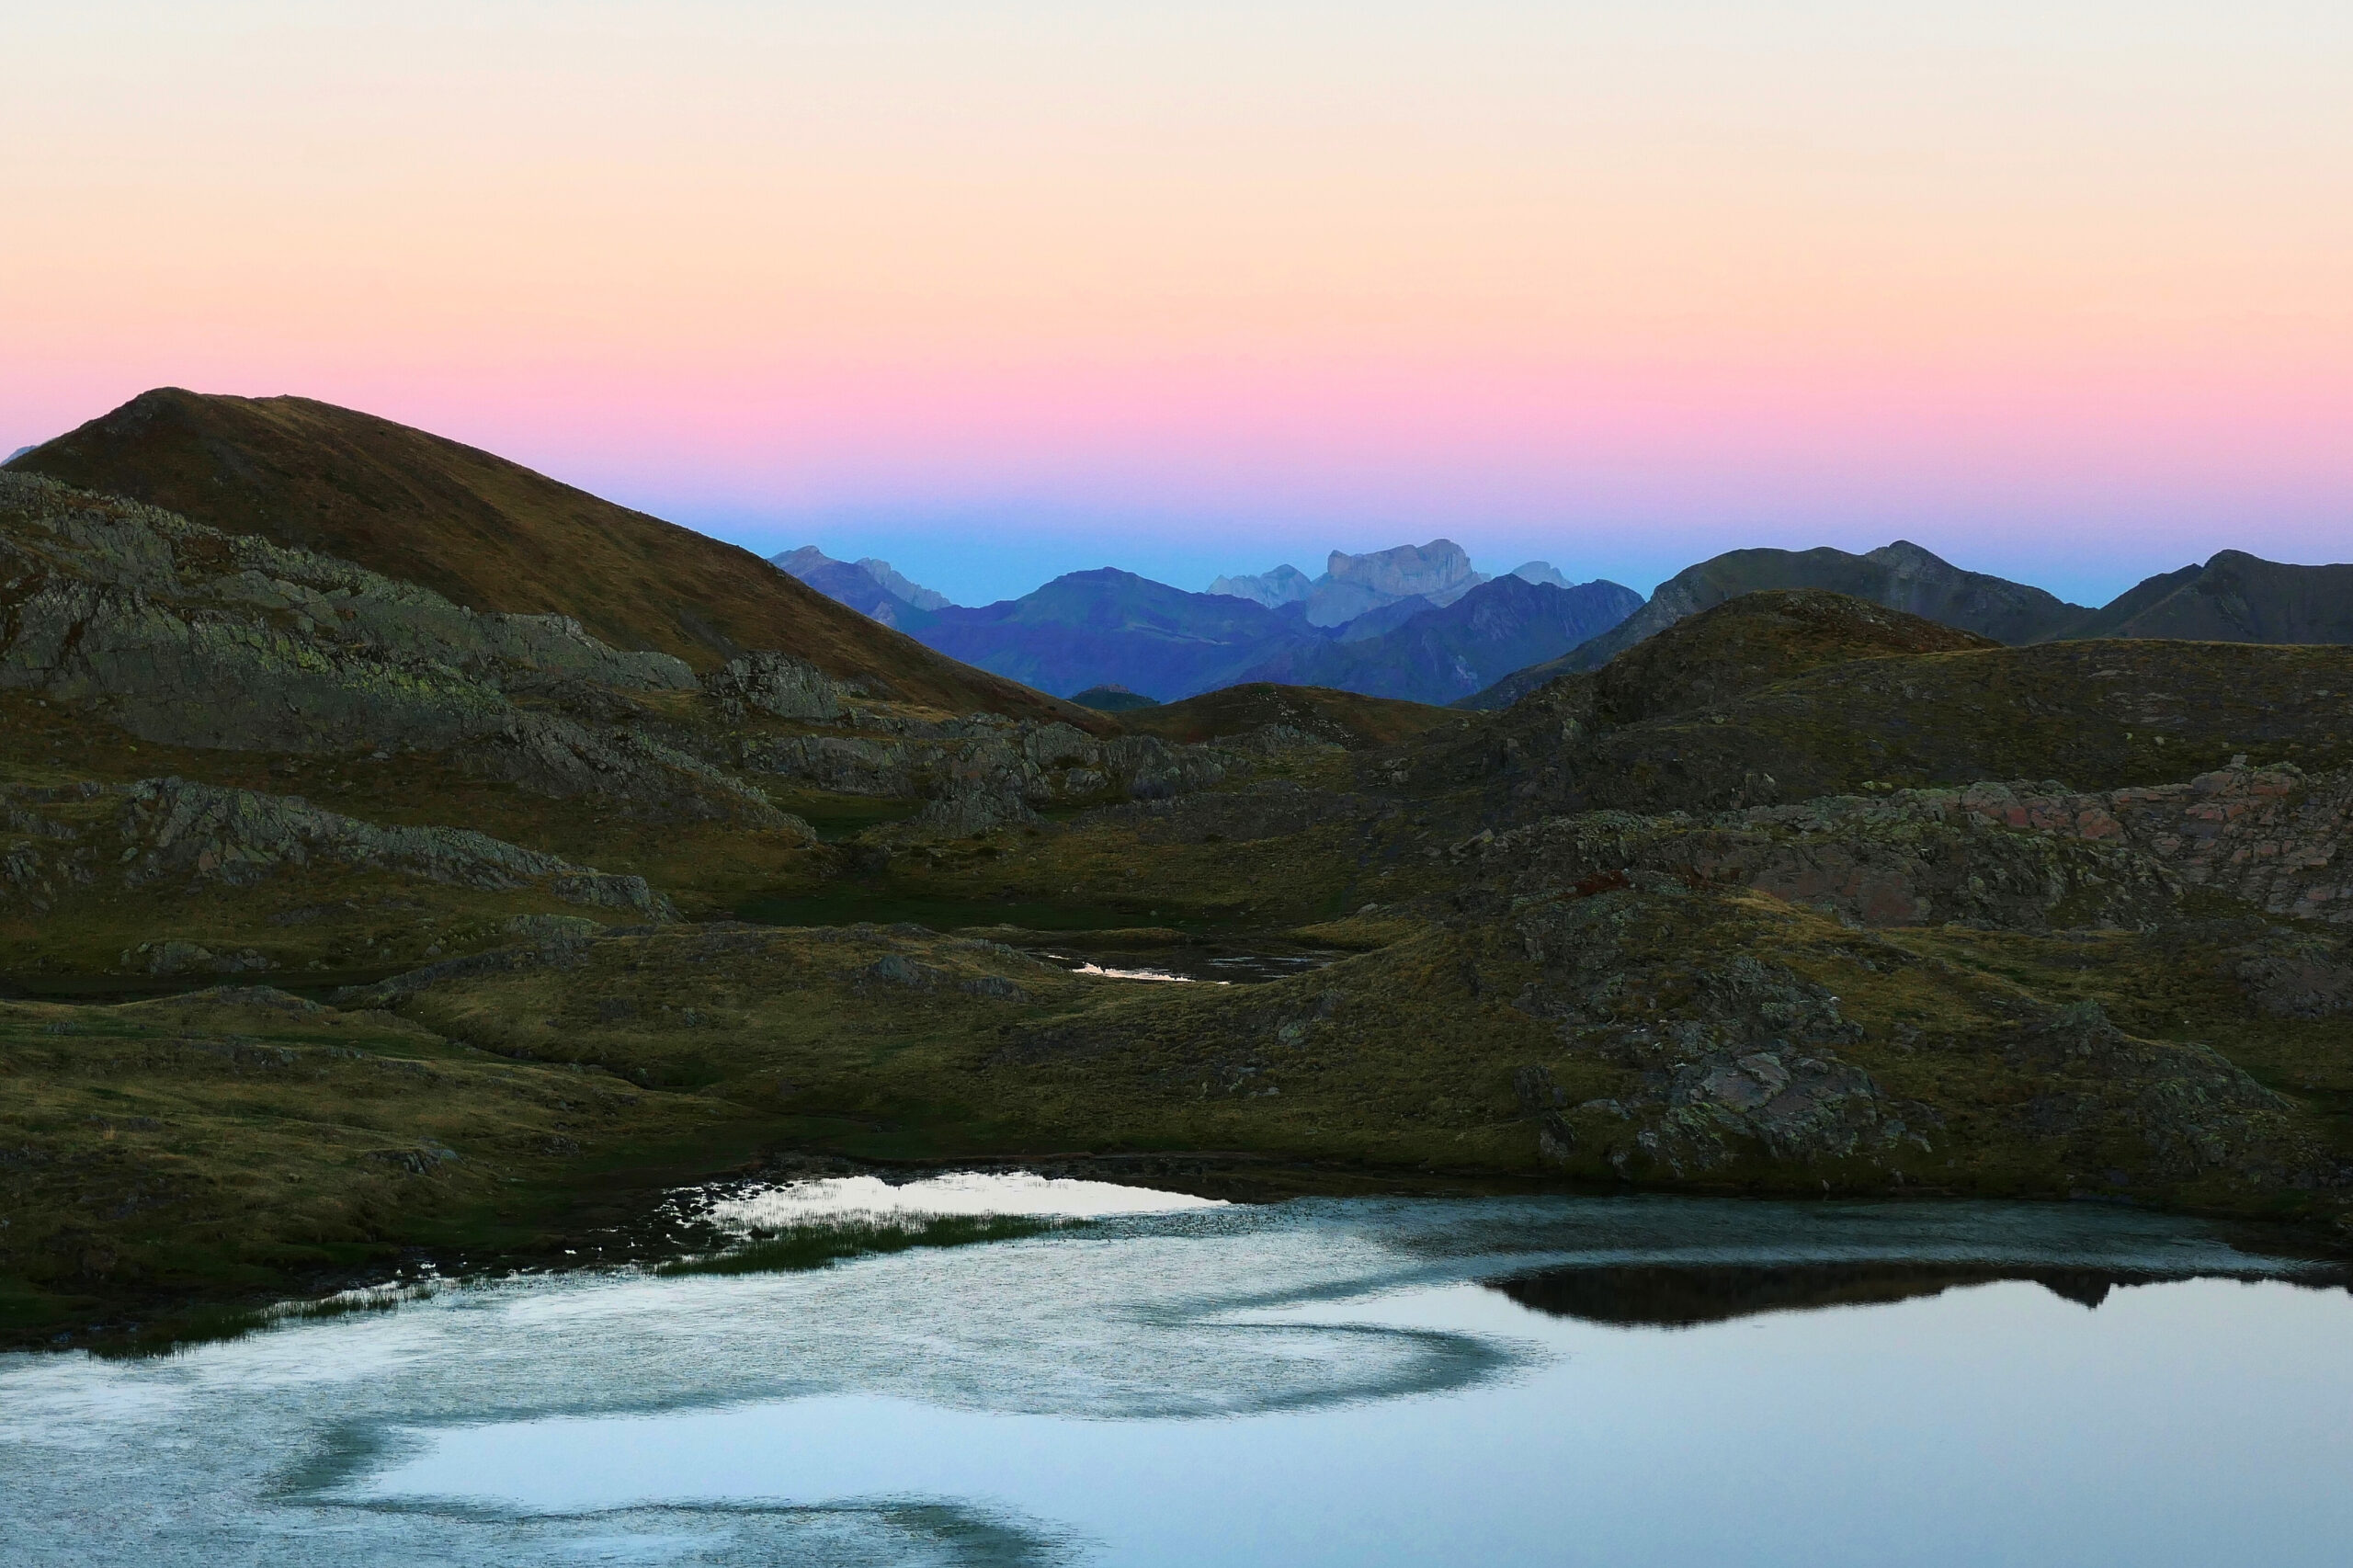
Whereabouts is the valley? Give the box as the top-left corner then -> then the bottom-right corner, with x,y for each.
3,392 -> 2350,1353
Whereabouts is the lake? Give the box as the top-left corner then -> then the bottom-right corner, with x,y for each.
4,1177 -> 2347,1566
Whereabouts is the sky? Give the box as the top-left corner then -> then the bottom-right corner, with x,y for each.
4,1 -> 2347,608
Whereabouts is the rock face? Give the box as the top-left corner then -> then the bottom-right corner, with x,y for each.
1465,763 -> 2353,935
1310,540 -> 1490,626
1481,879 -> 2322,1189
0,473 -> 691,751
0,472 -> 795,825
1946,765 -> 2353,926
701,651 -> 845,722
0,777 -> 674,920
1472,793 -> 2187,935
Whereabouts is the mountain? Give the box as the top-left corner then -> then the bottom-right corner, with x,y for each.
858,557 -> 950,611
901,564 -> 1638,705
1306,540 -> 1488,626
1229,574 -> 1643,705
2065,550 -> 2353,644
903,568 -> 1325,700
1069,684 -> 1162,712
1508,562 -> 1572,589
1209,540 -> 1494,627
6,388 -> 1080,723
1207,563 -> 1313,608
770,546 -> 950,628
1116,682 -> 1457,749
1414,588 -> 2353,830
1466,540 -> 2087,704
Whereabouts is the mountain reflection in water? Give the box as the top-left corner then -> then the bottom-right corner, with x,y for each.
1480,1262 -> 2279,1325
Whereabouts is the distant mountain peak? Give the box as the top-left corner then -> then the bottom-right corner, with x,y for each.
770,546 -> 953,626
1208,563 -> 1313,607
1324,539 -> 1484,601
857,557 -> 951,611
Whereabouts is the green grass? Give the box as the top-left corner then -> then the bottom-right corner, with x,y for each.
92,1281 -> 441,1359
655,1215 -> 1079,1277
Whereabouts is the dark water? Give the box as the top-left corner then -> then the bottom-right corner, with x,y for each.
5,1182 -> 2347,1566
1025,946 -> 1336,983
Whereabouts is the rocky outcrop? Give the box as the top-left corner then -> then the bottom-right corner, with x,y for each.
0,472 -> 695,707
0,777 -> 674,919
1475,796 -> 2185,934
1946,765 -> 2353,925
701,651 -> 844,722
0,473 -> 800,825
464,712 -> 802,828
1504,884 -> 1915,1174
1485,880 -> 2327,1191
1468,762 -> 2353,933
738,713 -> 1230,834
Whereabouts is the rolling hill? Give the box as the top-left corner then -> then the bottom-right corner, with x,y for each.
6,389 -> 1089,724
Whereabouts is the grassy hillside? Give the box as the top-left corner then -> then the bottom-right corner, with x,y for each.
1119,682 -> 1460,750
1414,594 -> 2353,820
6,388 -> 1097,726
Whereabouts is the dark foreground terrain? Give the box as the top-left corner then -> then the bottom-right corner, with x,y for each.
5,394 -> 2350,1349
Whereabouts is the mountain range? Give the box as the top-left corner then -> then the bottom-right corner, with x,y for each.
869,565 -> 1642,706
1465,538 -> 2353,709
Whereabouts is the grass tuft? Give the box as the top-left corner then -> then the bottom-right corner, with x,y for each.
655,1214 -> 1080,1277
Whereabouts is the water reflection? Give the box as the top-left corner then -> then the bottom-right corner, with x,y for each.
5,1194 -> 2349,1567
1027,947 -> 1335,984
1479,1261 -> 2345,1326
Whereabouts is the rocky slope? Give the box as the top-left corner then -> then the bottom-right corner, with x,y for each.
6,389 -> 1085,724
1412,593 -> 2353,824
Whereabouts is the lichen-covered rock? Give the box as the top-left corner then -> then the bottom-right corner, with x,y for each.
1949,765 -> 2353,925
0,777 -> 673,918
736,716 -> 1231,830
701,651 -> 844,722
1478,794 -> 2185,933
462,712 -> 803,829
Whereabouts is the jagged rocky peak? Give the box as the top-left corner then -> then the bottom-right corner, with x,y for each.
770,545 -> 952,625
1328,539 -> 1483,598
856,557 -> 950,611
1207,562 -> 1314,608
1211,541 -> 1491,626
1509,562 -> 1572,589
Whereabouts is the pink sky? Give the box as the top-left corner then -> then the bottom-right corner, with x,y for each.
6,2 -> 2347,604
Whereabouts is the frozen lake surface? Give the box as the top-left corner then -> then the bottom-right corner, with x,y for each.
5,1180 -> 2348,1566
